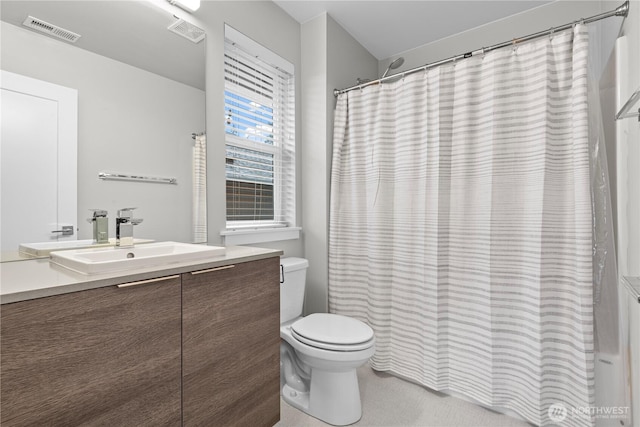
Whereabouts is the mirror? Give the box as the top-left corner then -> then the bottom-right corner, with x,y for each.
0,1 -> 206,261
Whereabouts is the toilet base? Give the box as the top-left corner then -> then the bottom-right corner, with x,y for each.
282,383 -> 310,414
282,367 -> 363,426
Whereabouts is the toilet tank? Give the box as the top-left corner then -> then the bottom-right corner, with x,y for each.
280,257 -> 309,323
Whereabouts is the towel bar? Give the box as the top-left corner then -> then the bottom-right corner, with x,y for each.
98,172 -> 177,184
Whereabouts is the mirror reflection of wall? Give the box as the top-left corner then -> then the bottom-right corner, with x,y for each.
0,1 -> 206,258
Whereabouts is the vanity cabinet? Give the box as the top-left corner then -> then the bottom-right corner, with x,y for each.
0,275 -> 182,426
182,257 -> 280,427
0,255 -> 281,427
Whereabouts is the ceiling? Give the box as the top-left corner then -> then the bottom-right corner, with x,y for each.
1,1 -> 554,89
273,0 -> 552,60
0,1 -> 206,90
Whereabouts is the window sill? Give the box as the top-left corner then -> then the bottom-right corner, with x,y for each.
220,226 -> 301,246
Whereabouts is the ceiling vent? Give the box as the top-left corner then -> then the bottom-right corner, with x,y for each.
168,18 -> 205,44
22,16 -> 81,43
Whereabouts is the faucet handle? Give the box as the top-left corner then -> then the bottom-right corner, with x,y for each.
87,209 -> 108,223
117,207 -> 137,218
89,209 -> 108,218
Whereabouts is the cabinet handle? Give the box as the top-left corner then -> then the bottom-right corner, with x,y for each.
117,275 -> 180,288
190,265 -> 235,275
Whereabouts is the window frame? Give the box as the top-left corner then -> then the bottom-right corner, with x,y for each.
222,25 -> 297,243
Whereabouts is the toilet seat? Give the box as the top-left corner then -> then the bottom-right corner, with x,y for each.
291,313 -> 374,352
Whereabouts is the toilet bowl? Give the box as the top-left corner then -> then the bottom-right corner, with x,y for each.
280,315 -> 375,426
280,258 -> 375,426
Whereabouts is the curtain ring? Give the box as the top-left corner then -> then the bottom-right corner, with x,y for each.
549,28 -> 554,41
481,47 -> 486,59
512,38 -> 518,53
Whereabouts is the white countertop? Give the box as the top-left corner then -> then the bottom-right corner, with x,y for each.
0,245 -> 283,304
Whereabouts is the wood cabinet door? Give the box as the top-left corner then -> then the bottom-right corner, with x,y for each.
182,257 -> 280,427
0,275 -> 182,427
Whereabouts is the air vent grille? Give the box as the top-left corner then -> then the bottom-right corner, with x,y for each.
22,16 -> 81,43
168,19 -> 205,44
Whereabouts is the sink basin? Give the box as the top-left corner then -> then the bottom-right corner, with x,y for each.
19,238 -> 154,257
50,241 -> 226,275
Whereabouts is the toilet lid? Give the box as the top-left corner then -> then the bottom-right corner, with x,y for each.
291,313 -> 374,351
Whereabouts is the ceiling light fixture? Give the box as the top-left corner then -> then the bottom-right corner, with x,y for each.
167,0 -> 200,13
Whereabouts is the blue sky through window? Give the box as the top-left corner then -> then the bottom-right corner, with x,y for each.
225,91 -> 274,145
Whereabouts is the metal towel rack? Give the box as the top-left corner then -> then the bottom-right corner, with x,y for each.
616,87 -> 640,121
98,172 -> 177,185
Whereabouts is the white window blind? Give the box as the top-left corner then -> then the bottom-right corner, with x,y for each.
224,26 -> 295,227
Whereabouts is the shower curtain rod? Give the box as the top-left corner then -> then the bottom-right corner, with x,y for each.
333,1 -> 629,97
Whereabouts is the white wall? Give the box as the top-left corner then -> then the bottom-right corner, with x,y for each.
1,22 -> 204,243
301,14 -> 330,314
616,2 -> 640,421
195,1 -> 304,257
300,13 -> 378,314
617,0 -> 640,277
379,1 -> 604,76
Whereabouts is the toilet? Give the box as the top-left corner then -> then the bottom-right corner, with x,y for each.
280,257 -> 375,426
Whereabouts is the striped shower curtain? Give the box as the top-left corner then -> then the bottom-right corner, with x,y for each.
329,26 -> 594,427
192,133 -> 207,244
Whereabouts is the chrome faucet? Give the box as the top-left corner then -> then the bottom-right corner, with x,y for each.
116,208 -> 143,248
88,209 -> 109,244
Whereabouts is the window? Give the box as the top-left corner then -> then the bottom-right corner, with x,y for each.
224,26 -> 295,229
